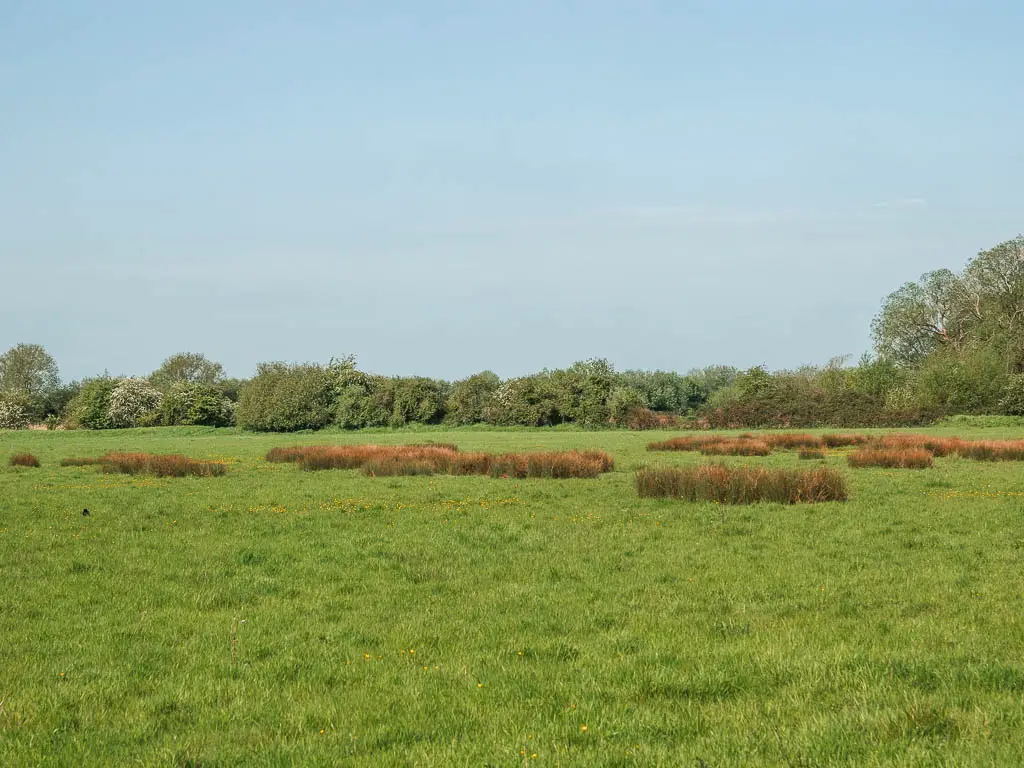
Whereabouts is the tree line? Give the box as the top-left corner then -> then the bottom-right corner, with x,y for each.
2,235 -> 1022,431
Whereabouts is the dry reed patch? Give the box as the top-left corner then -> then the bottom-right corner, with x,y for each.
798,449 -> 826,460
635,463 -> 847,504
99,452 -> 227,477
489,451 -> 609,479
847,448 -> 933,469
762,433 -> 825,450
871,434 -> 963,457
9,453 -> 41,468
298,445 -> 458,472
957,441 -> 1024,461
821,433 -> 871,447
701,440 -> 771,456
60,457 -> 103,467
265,446 -> 333,463
362,457 -> 437,476
274,444 -> 614,479
412,441 -> 460,452
648,435 -> 770,456
647,435 -> 726,452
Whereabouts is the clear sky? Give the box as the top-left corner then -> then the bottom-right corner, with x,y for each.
2,1 -> 1021,382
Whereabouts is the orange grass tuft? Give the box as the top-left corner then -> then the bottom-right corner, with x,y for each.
271,444 -> 614,479
956,440 -> 1024,461
762,433 -> 825,450
99,452 -> 226,477
9,453 -> 41,468
821,433 -> 870,448
700,440 -> 771,456
847,448 -> 933,469
635,463 -> 847,504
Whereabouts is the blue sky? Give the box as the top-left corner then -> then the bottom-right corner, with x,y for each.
2,1 -> 1021,382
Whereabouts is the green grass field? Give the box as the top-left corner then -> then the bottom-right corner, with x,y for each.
2,426 -> 1023,766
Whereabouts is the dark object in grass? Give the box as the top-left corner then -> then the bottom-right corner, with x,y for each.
635,463 -> 848,504
798,449 -> 826,460
82,508 -> 89,516
9,453 -> 41,468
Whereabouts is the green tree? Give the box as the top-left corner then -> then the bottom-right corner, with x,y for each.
236,362 -> 335,432
445,371 -> 501,425
64,377 -> 118,429
149,352 -> 225,392
162,382 -> 235,427
0,344 -> 60,418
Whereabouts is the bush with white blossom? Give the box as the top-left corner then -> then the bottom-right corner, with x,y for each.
107,378 -> 164,428
0,393 -> 30,430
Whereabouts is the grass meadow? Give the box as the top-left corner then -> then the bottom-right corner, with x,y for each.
1,426 -> 1023,766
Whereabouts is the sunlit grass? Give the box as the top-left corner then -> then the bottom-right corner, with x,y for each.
1,425 -> 1023,766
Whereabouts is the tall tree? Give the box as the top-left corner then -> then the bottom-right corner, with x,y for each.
149,352 -> 225,391
0,343 -> 60,399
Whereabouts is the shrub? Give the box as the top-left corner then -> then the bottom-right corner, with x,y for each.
798,449 -> 826,460
107,378 -> 164,428
445,371 -> 501,425
0,393 -> 30,430
999,374 -> 1024,416
9,453 -> 40,467
608,387 -> 648,426
847,448 -> 933,469
635,464 -> 847,504
389,377 -> 449,427
490,375 -> 565,427
626,408 -> 679,430
99,452 -> 226,477
64,377 -> 118,429
161,382 -> 235,427
236,362 -> 335,432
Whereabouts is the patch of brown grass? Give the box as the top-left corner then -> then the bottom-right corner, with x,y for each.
821,433 -> 870,448
700,440 -> 771,456
847,448 -> 933,469
635,463 -> 847,504
99,452 -> 227,477
648,435 -> 722,452
275,444 -> 614,479
956,440 -> 1024,461
265,446 -> 330,463
60,457 -> 103,467
9,453 -> 40,468
362,457 -> 437,476
762,433 -> 825,450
